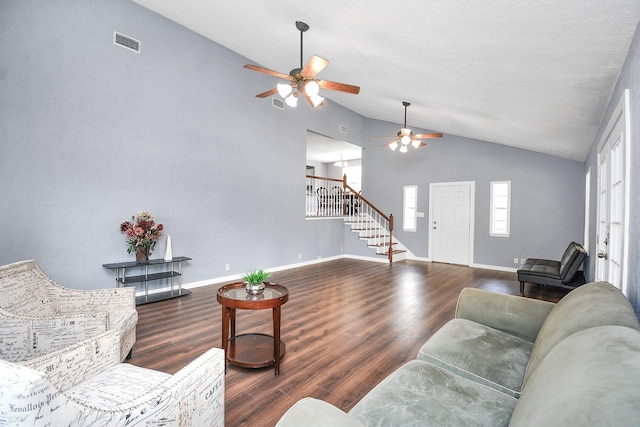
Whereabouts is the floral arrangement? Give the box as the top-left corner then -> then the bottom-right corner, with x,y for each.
120,210 -> 164,255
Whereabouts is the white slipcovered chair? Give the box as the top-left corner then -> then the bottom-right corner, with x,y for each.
0,260 -> 137,362
0,329 -> 225,426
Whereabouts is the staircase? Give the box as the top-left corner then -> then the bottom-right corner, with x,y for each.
344,215 -> 407,261
306,174 -> 407,262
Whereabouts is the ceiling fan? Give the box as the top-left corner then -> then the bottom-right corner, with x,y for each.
243,21 -> 360,108
371,102 -> 442,152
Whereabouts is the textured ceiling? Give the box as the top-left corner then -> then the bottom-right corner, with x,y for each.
132,0 -> 640,161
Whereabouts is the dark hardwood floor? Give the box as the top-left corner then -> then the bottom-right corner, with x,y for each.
128,259 -> 568,427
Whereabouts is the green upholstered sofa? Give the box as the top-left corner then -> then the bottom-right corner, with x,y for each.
276,281 -> 640,426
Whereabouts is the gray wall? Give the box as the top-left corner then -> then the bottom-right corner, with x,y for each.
584,20 -> 640,315
363,119 -> 585,267
0,0 -> 364,291
1,0 -> 592,300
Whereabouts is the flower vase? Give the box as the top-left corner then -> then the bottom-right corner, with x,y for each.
136,247 -> 150,264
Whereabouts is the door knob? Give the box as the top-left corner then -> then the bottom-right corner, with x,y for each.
597,252 -> 608,259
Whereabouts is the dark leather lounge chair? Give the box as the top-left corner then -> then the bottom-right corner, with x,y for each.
517,242 -> 587,295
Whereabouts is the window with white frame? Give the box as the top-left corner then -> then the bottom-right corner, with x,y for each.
403,185 -> 418,232
490,181 -> 510,237
584,168 -> 590,252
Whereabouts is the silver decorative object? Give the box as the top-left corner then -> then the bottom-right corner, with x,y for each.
245,281 -> 265,295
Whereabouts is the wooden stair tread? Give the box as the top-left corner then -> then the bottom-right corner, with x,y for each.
368,242 -> 397,248
377,249 -> 407,256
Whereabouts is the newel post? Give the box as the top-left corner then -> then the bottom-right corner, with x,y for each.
342,174 -> 347,190
388,214 -> 394,263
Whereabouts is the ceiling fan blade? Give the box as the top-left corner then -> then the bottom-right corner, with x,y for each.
301,55 -> 329,79
370,135 -> 400,139
243,64 -> 292,81
414,133 -> 443,139
383,140 -> 400,147
318,80 -> 361,94
255,88 -> 278,98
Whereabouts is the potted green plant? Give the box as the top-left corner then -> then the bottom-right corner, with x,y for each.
242,268 -> 271,295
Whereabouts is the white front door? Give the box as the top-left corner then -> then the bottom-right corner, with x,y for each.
595,91 -> 629,291
429,182 -> 474,265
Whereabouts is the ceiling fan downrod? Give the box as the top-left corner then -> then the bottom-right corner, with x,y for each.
402,101 -> 410,128
295,21 -> 309,72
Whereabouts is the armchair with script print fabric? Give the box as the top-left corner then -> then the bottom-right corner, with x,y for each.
0,330 -> 225,426
0,260 -> 137,362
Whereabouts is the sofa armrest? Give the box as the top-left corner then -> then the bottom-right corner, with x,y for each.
90,347 -> 226,426
276,398 -> 366,427
0,309 -> 109,362
455,288 -> 555,342
20,329 -> 120,391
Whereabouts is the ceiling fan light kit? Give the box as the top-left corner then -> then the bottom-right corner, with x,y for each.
244,21 -> 360,108
285,93 -> 298,108
277,83 -> 293,98
372,101 -> 443,153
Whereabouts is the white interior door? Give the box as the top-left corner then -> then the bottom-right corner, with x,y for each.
595,92 -> 628,290
429,182 -> 474,265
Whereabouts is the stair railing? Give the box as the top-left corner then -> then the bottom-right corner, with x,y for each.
305,174 -> 394,263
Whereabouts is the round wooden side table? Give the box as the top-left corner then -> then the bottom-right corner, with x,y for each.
217,282 -> 288,376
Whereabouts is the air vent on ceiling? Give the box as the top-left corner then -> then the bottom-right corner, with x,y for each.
339,124 -> 348,134
272,97 -> 285,110
114,31 -> 141,53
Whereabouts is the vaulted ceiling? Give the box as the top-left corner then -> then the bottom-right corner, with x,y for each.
132,0 -> 640,161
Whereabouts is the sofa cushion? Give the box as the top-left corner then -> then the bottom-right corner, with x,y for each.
348,359 -> 517,427
276,398 -> 366,427
558,242 -> 586,280
510,326 -> 640,427
522,281 -> 640,387
417,318 -> 533,397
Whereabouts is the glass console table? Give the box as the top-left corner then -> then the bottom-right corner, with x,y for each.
103,256 -> 191,305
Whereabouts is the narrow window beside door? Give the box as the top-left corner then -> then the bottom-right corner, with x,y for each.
490,181 -> 510,237
403,185 -> 418,232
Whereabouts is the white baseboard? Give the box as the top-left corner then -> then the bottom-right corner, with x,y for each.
137,256 -> 517,296
343,254 -> 390,263
470,263 -> 518,273
182,255 -> 346,291
406,254 -> 431,262
398,255 -> 518,273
